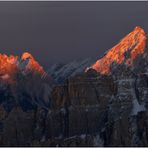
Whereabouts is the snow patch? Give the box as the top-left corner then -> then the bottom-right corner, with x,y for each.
80,134 -> 86,139
131,99 -> 146,115
61,108 -> 66,114
93,134 -> 104,147
40,135 -> 46,142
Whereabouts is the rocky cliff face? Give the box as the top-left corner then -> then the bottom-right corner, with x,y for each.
0,26 -> 148,146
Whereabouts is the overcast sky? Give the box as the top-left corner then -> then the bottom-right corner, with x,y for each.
0,2 -> 148,68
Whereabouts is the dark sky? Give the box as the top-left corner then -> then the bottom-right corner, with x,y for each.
0,1 -> 148,69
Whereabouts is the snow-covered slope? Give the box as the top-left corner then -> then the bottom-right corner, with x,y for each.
48,58 -> 95,83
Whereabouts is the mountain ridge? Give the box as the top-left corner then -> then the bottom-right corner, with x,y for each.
0,52 -> 46,83
87,26 -> 147,75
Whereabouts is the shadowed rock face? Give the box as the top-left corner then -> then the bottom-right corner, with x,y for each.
0,72 -> 116,146
1,27 -> 148,146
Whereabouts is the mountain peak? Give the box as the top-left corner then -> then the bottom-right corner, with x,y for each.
21,52 -> 45,75
88,26 -> 147,74
0,52 -> 45,83
21,52 -> 34,60
134,26 -> 145,32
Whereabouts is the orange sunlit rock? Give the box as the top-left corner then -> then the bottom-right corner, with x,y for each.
21,52 -> 45,75
89,26 -> 147,74
0,54 -> 18,75
0,52 -> 45,83
0,54 -> 18,83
